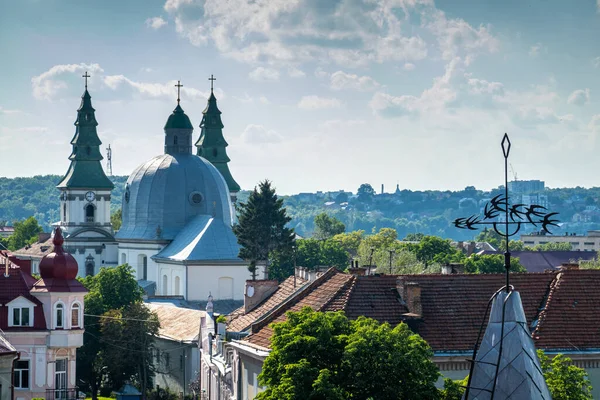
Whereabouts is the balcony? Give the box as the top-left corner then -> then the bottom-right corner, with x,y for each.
46,388 -> 79,400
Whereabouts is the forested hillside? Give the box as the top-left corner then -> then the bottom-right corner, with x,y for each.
2,176 -> 600,241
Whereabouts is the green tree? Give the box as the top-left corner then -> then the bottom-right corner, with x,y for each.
269,239 -> 350,279
111,208 -> 122,231
313,213 -> 345,240
256,307 -> 440,400
403,232 -> 425,241
533,242 -> 573,251
234,180 -> 295,279
538,350 -> 593,399
332,230 -> 364,257
78,264 -> 156,400
7,216 -> 43,250
356,183 -> 376,202
412,236 -> 464,266
474,228 -> 502,249
463,254 -> 526,274
439,377 -> 467,400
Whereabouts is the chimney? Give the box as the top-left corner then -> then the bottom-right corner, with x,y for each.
348,266 -> 367,276
560,262 -> 579,270
396,278 -> 422,316
442,263 -> 464,274
38,232 -> 51,243
244,279 -> 279,313
381,184 -> 384,194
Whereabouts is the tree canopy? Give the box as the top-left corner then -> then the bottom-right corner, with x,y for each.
2,216 -> 42,250
256,307 -> 440,400
356,183 -> 376,202
538,350 -> 594,400
313,212 -> 345,240
463,254 -> 526,274
234,180 -> 295,279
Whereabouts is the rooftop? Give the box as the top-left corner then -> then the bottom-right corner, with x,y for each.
146,303 -> 204,342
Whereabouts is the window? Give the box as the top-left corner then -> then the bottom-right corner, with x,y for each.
86,204 -> 95,222
121,253 -> 126,265
13,360 -> 29,389
174,276 -> 180,296
162,275 -> 168,295
13,307 -> 30,327
86,263 -> 94,277
71,303 -> 81,328
63,203 -> 66,221
55,303 -> 64,329
164,352 -> 170,368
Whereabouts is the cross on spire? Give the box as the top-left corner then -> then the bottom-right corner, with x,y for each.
209,74 -> 216,92
175,80 -> 183,104
82,71 -> 90,90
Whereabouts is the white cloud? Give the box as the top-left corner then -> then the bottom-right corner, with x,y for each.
248,67 -> 280,82
103,75 -> 211,100
589,115 -> 600,133
146,17 -> 168,30
298,95 -> 342,110
567,89 -> 590,106
467,77 -> 504,95
593,57 -> 600,68
403,63 -> 415,71
164,0 -> 495,67
240,124 -> 282,144
31,63 -> 104,100
233,93 -> 270,104
330,71 -> 380,91
0,106 -> 21,114
321,119 -> 366,130
288,67 -> 306,78
17,126 -> 49,133
314,68 -> 328,79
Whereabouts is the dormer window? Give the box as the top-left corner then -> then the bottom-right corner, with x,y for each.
55,303 -> 64,329
71,303 -> 81,328
13,307 -> 30,327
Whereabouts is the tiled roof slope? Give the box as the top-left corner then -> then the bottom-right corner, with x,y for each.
12,237 -> 53,258
0,261 -> 46,330
146,303 -> 204,342
403,273 -> 555,352
533,269 -> 600,350
0,332 -> 16,354
342,275 -> 405,326
227,275 -> 308,332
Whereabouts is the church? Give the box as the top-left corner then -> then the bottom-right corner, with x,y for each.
15,74 -> 260,302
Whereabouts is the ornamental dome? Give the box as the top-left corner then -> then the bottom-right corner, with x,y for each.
39,227 -> 79,280
116,153 -> 233,241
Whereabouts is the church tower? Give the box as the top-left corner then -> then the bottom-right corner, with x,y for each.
195,75 -> 241,204
56,72 -> 117,276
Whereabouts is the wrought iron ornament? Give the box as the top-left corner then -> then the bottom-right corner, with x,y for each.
453,134 -> 559,290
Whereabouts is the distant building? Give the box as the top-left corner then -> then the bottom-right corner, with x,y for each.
521,230 -> 600,251
0,226 -> 14,239
507,180 -> 545,194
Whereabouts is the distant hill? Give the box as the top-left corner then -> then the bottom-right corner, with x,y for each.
2,176 -> 600,240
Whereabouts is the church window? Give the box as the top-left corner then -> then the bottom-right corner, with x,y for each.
86,263 -> 94,276
121,253 -> 126,265
86,204 -> 95,222
63,203 -> 66,221
189,191 -> 203,205
174,276 -> 180,296
162,275 -> 168,295
212,148 -> 218,157
71,303 -> 81,328
55,303 -> 64,329
174,135 -> 178,145
138,254 -> 148,280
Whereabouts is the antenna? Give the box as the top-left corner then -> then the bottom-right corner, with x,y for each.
510,163 -> 517,181
106,144 -> 113,176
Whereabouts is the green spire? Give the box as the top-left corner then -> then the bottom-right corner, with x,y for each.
195,77 -> 240,193
57,79 -> 113,190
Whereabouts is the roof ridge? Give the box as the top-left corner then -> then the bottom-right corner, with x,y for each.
250,268 -> 338,334
319,274 -> 356,312
532,271 -> 562,339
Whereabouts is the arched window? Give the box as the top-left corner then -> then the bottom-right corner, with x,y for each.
138,254 -> 148,280
162,275 -> 168,295
55,303 -> 64,329
71,303 -> 81,328
63,203 -> 66,221
86,204 -> 95,222
121,253 -> 126,265
174,276 -> 180,296
174,135 -> 178,145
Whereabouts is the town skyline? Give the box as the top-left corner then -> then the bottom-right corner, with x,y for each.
1,0 -> 600,194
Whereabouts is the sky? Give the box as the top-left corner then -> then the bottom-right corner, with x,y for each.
1,0 -> 599,195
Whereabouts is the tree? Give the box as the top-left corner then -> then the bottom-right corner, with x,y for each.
234,180 -> 295,279
356,183 -> 376,202
256,307 -> 440,400
412,236 -> 464,266
404,232 -> 425,242
6,216 -> 43,250
313,213 -> 345,240
474,228 -> 502,249
463,254 -> 526,274
538,350 -> 594,399
111,208 -> 122,231
334,192 -> 349,204
78,264 -> 157,400
332,230 -> 364,257
533,242 -> 573,251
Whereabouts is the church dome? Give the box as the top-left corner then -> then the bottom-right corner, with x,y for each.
116,153 -> 233,241
39,227 -> 79,280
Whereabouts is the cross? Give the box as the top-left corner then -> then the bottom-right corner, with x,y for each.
175,80 -> 183,104
82,71 -> 90,90
208,74 -> 216,91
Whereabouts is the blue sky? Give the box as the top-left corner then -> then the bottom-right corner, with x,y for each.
1,0 -> 599,194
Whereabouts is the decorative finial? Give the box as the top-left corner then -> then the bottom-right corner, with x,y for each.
175,80 -> 183,105
82,71 -> 91,90
208,74 -> 216,92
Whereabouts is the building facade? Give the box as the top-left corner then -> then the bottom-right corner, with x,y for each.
0,227 -> 87,400
521,230 -> 600,251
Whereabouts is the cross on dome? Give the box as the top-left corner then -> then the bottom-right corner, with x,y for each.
209,74 -> 216,92
82,71 -> 90,90
175,80 -> 183,105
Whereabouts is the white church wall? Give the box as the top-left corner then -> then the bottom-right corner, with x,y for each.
186,264 -> 256,301
156,263 -> 186,296
117,242 -> 165,283
62,189 -> 111,226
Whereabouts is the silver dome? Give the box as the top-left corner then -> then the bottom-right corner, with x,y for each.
117,153 -> 232,241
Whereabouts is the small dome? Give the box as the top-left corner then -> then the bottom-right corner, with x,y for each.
117,153 -> 233,241
164,105 -> 193,130
39,227 -> 79,280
